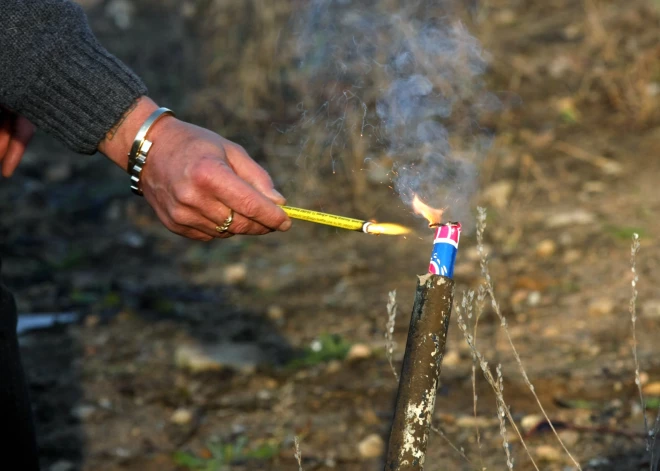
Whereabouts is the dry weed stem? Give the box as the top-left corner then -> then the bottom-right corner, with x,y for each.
456,302 -> 537,470
476,207 -> 581,470
294,436 -> 303,471
385,290 -> 399,382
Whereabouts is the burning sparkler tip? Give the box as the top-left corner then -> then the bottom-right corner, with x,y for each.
364,222 -> 412,236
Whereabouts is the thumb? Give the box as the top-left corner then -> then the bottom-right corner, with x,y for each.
3,116 -> 35,177
0,112 -> 15,159
225,144 -> 286,205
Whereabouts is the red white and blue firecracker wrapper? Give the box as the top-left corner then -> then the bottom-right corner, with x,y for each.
428,222 -> 461,278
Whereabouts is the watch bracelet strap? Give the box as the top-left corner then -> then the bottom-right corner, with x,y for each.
127,107 -> 175,172
127,107 -> 175,196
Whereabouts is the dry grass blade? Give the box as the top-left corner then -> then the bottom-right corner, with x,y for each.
385,290 -> 399,382
456,301 -> 538,470
476,207 -> 582,470
294,436 -> 303,471
496,365 -> 514,470
469,287 -> 486,468
629,234 -> 649,448
430,425 -> 473,466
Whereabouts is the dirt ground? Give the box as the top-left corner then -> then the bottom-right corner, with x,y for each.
2,0 -> 660,470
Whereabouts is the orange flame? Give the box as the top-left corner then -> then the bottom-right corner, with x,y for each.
365,222 -> 412,236
412,195 -> 445,227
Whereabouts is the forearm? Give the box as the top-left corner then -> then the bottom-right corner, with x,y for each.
0,1 -> 291,245
0,0 -> 147,154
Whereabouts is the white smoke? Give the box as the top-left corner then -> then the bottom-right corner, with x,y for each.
292,0 -> 496,228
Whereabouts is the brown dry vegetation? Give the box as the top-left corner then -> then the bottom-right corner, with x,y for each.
3,0 -> 660,470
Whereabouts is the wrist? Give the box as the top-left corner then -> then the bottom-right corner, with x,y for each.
98,96 -> 161,170
127,107 -> 176,195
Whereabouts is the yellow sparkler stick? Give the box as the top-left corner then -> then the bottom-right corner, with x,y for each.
279,206 -> 411,236
280,206 -> 365,231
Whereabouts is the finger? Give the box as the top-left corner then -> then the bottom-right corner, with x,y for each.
198,200 -> 272,236
148,196 -> 223,241
168,218 -> 222,241
180,203 -> 272,237
164,198 -> 261,239
194,158 -> 291,231
225,145 -> 286,205
3,116 -> 35,177
0,114 -> 14,161
164,167 -> 273,236
224,212 -> 273,236
179,226 -> 217,241
166,205 -> 233,240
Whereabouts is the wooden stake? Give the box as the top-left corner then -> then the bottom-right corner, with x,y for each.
385,274 -> 455,471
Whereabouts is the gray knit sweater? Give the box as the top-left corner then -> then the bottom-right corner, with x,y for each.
0,0 -> 147,154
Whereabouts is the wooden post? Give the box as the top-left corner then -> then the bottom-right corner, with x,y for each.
384,273 -> 455,470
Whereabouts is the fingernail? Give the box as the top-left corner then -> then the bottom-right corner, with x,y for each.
278,219 -> 292,231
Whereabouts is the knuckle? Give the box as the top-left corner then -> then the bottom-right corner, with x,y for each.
169,206 -> 190,225
233,218 -> 271,235
189,157 -> 214,188
237,194 -> 261,219
174,186 -> 195,206
165,220 -> 185,236
229,143 -> 247,155
229,219 -> 251,235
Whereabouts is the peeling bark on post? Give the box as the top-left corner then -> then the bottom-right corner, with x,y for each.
384,273 -> 455,471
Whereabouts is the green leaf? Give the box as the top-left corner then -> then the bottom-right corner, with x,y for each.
645,397 -> 660,409
555,397 -> 602,410
245,443 -> 280,459
287,333 -> 352,369
605,225 -> 647,241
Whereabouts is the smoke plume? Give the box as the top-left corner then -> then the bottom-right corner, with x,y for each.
292,0 -> 495,227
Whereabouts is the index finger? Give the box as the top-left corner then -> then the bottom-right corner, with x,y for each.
199,159 -> 291,231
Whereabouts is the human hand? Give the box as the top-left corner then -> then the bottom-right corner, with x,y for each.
98,97 -> 291,241
139,118 -> 292,240
0,108 -> 36,177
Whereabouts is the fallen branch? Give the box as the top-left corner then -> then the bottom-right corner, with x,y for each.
554,141 -> 622,175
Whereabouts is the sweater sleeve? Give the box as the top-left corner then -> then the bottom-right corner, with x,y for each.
0,0 -> 148,154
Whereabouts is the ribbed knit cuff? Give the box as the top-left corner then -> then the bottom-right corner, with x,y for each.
22,36 -> 147,155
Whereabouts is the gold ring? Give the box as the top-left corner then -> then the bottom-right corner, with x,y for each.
215,209 -> 234,233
